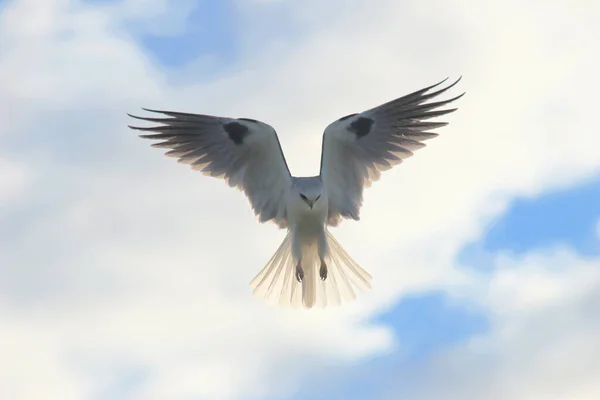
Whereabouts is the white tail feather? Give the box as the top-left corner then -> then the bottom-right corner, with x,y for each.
249,231 -> 372,309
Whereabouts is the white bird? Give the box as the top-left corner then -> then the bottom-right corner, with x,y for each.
128,77 -> 464,309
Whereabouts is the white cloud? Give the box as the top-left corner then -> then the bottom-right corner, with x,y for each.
1,0 -> 599,399
0,159 -> 30,203
401,247 -> 600,400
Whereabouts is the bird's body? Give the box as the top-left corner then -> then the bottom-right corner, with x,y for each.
128,77 -> 464,309
287,177 -> 328,262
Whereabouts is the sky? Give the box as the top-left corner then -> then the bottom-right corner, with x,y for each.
0,0 -> 599,399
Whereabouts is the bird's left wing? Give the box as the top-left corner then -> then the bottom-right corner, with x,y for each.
320,77 -> 464,226
128,109 -> 293,227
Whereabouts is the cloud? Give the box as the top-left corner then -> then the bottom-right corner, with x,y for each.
1,0 -> 599,399
398,246 -> 600,400
0,159 -> 30,203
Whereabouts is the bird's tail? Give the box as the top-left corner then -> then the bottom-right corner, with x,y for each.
249,231 -> 372,309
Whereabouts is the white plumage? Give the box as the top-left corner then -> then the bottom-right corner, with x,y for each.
128,77 -> 464,309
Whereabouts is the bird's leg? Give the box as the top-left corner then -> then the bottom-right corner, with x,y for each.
319,259 -> 327,281
295,259 -> 304,283
317,230 -> 329,281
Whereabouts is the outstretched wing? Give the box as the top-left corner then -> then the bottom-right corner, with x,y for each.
128,109 -> 293,228
320,77 -> 464,226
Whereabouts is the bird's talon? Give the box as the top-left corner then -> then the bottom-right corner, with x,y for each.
320,262 -> 327,281
295,265 -> 304,282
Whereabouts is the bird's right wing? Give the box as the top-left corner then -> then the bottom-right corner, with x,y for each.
128,109 -> 293,228
320,77 -> 463,226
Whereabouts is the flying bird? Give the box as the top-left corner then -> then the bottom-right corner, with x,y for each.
128,77 -> 464,309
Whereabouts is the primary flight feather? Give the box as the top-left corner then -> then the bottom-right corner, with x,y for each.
128,77 -> 464,309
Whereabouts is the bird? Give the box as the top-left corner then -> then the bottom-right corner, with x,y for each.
127,77 -> 464,309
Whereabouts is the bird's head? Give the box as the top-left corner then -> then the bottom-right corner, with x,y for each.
293,178 -> 324,210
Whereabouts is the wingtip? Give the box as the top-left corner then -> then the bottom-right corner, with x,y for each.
455,75 -> 466,96
127,107 -> 156,115
426,76 -> 464,97
424,75 -> 463,94
452,91 -> 466,101
141,107 -> 164,114
432,76 -> 450,89
127,124 -> 145,131
127,113 -> 146,122
444,76 -> 463,90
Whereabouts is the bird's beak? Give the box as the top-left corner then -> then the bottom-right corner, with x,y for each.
301,197 -> 314,209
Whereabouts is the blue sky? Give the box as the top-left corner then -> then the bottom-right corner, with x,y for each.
459,176 -> 600,276
139,1 -> 237,69
2,1 -> 600,399
472,177 -> 600,257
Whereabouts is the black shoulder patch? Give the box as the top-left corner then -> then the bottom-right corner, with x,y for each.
348,116 -> 374,138
339,113 -> 358,122
238,118 -> 258,123
223,121 -> 249,145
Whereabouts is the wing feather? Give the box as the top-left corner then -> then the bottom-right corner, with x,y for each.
128,109 -> 292,227
320,77 -> 464,226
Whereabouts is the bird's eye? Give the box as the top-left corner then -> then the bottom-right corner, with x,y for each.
300,194 -> 307,200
